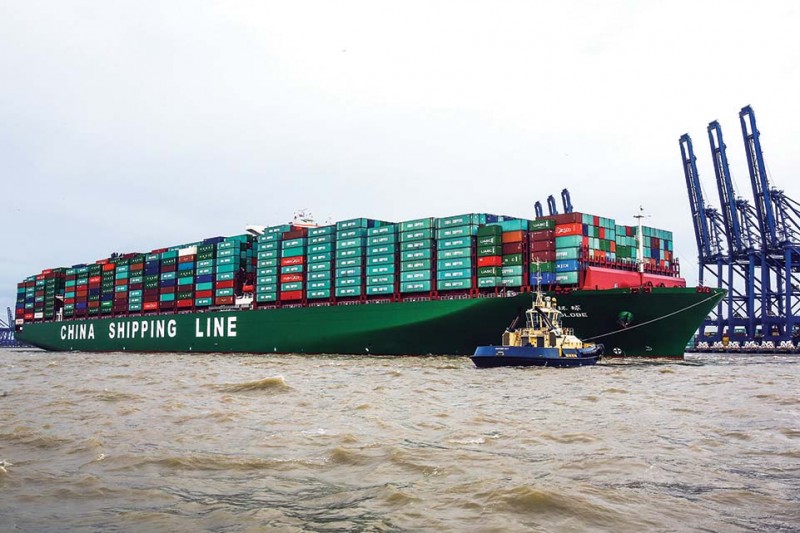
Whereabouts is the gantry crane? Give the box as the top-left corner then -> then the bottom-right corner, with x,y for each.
682,105 -> 800,347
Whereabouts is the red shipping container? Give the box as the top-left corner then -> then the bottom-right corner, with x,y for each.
150,248 -> 169,254
530,250 -> 556,262
281,256 -> 305,267
283,228 -> 308,239
35,274 -> 46,281
531,240 -> 555,252
280,290 -> 304,301
215,296 -> 235,305
177,299 -> 194,308
178,255 -> 196,263
160,264 -> 177,273
593,215 -> 600,226
88,301 -> 100,309
195,290 -> 213,298
611,242 -> 616,253
599,227 -> 605,239
280,273 -> 304,283
115,279 -> 127,286
554,223 -> 582,237
551,212 -> 582,225
142,301 -> 158,311
96,258 -> 109,265
102,263 -> 115,272
41,269 -> 53,276
502,242 -> 524,255
24,313 -> 34,320
216,280 -> 235,289
502,230 -> 525,244
160,287 -> 176,294
129,283 -> 143,290
89,276 -> 102,284
143,289 -> 159,297
130,263 -> 144,271
530,229 -> 555,242
64,298 -> 75,305
477,256 -> 502,267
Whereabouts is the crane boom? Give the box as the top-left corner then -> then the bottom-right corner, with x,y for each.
739,105 -> 778,250
679,133 -> 714,259
707,121 -> 744,256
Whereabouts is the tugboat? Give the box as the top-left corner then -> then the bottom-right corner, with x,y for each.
471,280 -> 604,368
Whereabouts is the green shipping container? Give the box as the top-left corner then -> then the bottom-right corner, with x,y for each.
307,289 -> 331,299
366,254 -> 394,266
400,280 -> 431,293
437,279 -> 472,290
554,247 -> 581,260
477,235 -> 500,246
437,247 -> 471,260
399,229 -> 434,242
478,245 -> 502,257
437,236 -> 472,249
367,274 -> 394,285
477,266 -> 501,277
502,254 -> 523,266
437,268 -> 471,280
501,276 -> 524,287
308,261 -> 332,272
401,270 -> 431,282
335,277 -> 360,287
530,218 -> 555,231
435,225 -> 477,240
307,271 -> 331,281
366,284 -> 393,295
501,265 -> 523,276
401,259 -> 432,271
477,276 -> 501,288
308,280 -> 331,290
399,218 -> 435,232
367,264 -> 396,276
437,257 -> 472,271
555,235 -> 584,248
556,271 -> 580,284
255,293 -> 277,303
335,286 -> 362,297
281,282 -> 304,292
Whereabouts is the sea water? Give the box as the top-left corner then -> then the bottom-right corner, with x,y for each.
1,349 -> 798,531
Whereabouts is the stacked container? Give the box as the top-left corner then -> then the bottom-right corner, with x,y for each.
142,253 -> 161,311
86,263 -> 102,316
216,235 -> 253,305
498,219 -> 529,287
128,254 -> 144,312
113,258 -> 129,314
529,218 -> 556,285
158,250 -> 178,311
195,241 -> 218,308
176,245 -> 197,309
435,214 -> 483,292
334,218 -> 371,298
476,225 -> 503,288
306,225 -> 335,301
399,218 -> 435,294
255,225 -> 288,304
637,226 -> 673,268
280,228 -> 308,302
365,223 -> 397,297
15,281 -> 28,322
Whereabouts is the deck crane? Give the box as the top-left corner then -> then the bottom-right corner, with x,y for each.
546,195 -> 558,216
680,133 -> 727,339
561,189 -> 574,213
534,201 -> 543,218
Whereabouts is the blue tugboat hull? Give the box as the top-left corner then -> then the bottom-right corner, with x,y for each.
471,345 -> 602,368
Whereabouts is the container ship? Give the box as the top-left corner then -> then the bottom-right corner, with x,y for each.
14,211 -> 724,357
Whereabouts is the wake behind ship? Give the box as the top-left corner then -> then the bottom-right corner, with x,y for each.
15,209 -> 724,357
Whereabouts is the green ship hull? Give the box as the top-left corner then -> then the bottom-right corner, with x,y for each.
552,287 -> 725,357
16,287 -> 723,357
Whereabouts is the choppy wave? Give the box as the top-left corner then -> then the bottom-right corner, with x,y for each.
216,375 -> 291,393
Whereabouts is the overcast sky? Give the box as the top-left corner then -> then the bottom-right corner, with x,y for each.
3,0 -> 800,308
